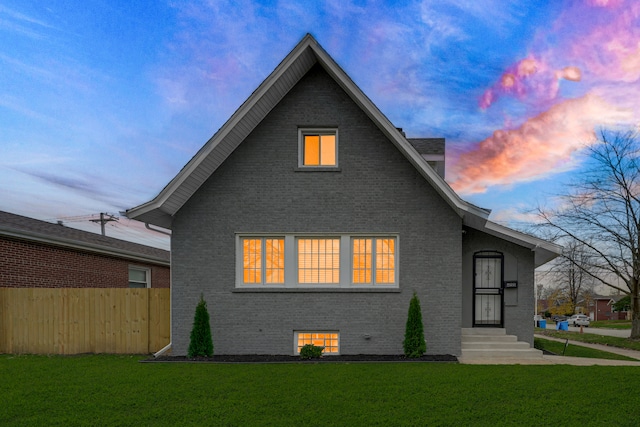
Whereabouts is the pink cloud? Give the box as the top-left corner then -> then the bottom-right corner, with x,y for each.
479,56 -> 579,109
450,94 -> 631,194
464,1 -> 640,195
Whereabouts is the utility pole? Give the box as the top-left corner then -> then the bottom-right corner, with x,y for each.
90,213 -> 118,236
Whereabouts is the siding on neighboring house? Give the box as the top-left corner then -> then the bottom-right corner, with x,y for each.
0,211 -> 170,289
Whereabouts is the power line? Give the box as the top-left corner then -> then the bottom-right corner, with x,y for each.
89,213 -> 119,236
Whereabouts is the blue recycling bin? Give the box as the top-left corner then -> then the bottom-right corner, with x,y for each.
556,321 -> 568,331
539,319 -> 547,329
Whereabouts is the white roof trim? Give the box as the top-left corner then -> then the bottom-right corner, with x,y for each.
482,221 -> 563,267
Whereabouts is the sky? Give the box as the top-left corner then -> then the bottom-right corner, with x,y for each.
1,0 -> 639,250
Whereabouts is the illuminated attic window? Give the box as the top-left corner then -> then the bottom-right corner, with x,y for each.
299,129 -> 338,167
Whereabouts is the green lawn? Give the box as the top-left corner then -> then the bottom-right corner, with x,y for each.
539,330 -> 640,351
2,355 -> 640,426
590,320 -> 632,329
534,337 -> 637,361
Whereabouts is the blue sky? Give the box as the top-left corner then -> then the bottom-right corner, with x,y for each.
2,0 -> 639,249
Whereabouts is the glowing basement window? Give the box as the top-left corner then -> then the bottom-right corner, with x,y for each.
296,332 -> 339,354
298,238 -> 340,283
352,238 -> 396,284
299,129 -> 337,167
243,238 -> 284,284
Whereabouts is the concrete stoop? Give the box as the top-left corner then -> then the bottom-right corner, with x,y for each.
459,328 -> 543,362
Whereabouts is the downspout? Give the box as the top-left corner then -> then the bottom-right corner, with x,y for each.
145,222 -> 172,357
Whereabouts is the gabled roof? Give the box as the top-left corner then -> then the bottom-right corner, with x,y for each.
126,34 -> 561,267
0,210 -> 170,265
127,34 -> 489,228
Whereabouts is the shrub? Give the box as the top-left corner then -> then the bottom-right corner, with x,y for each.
403,291 -> 426,358
299,344 -> 324,359
187,294 -> 214,358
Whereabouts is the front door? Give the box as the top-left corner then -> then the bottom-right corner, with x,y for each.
473,251 -> 504,327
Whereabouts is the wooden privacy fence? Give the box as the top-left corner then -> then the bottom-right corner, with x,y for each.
0,288 -> 170,355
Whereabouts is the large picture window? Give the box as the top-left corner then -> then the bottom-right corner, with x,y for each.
298,238 -> 340,283
299,129 -> 338,167
236,234 -> 398,289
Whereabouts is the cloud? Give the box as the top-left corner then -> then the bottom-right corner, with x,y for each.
457,0 -> 640,195
449,94 -> 632,194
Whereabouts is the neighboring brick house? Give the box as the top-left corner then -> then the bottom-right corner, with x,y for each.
0,210 -> 170,288
588,295 -> 628,321
127,34 -> 560,357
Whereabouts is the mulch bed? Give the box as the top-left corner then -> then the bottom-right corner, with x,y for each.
145,354 -> 458,363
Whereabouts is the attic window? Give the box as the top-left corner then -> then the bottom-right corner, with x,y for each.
299,129 -> 338,167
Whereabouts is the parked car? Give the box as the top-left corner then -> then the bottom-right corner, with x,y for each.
552,315 -> 568,322
567,314 -> 590,327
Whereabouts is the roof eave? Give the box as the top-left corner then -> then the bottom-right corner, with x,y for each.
482,221 -> 563,267
0,227 -> 170,266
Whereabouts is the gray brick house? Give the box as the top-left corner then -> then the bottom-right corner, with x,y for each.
127,34 -> 560,357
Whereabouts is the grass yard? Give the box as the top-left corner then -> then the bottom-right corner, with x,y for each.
2,355 -> 640,426
590,320 -> 632,329
540,330 -> 640,351
533,337 -> 637,361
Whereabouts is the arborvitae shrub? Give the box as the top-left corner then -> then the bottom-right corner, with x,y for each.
299,344 -> 324,359
187,294 -> 214,357
403,292 -> 426,358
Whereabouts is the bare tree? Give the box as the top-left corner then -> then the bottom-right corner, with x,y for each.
538,239 -> 597,312
535,130 -> 640,339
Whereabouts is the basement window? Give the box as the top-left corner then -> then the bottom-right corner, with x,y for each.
295,331 -> 340,355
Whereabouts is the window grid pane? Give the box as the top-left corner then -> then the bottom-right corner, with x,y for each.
375,238 -> 395,283
265,239 -> 285,283
352,238 -> 372,283
243,239 -> 262,283
297,332 -> 339,354
298,239 -> 340,283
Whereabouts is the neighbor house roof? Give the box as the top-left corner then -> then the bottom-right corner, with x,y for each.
127,34 -> 561,267
0,210 -> 170,265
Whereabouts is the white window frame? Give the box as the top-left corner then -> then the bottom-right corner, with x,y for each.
294,331 -> 340,355
351,237 -> 397,286
235,233 -> 398,289
239,237 -> 286,285
298,128 -> 339,168
128,266 -> 151,288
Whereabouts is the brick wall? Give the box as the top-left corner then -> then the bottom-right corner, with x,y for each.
0,236 -> 170,288
171,64 -> 463,356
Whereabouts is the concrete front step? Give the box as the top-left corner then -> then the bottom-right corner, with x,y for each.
462,328 -> 507,335
463,341 -> 532,350
461,348 -> 543,359
461,328 -> 543,360
462,334 -> 517,343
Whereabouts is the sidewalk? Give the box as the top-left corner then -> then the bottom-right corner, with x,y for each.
533,334 -> 640,366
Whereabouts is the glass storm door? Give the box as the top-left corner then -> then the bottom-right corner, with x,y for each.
473,252 -> 504,327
